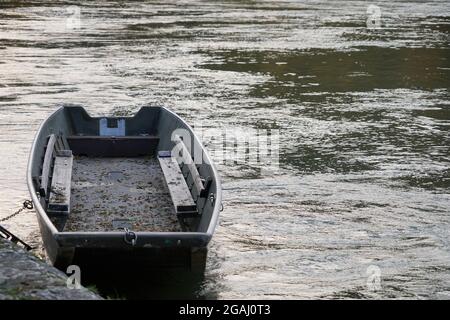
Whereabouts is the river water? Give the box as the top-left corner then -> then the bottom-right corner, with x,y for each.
0,0 -> 449,299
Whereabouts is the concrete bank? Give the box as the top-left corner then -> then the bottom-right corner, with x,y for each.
0,238 -> 101,300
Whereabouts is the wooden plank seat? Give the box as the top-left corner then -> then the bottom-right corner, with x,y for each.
158,135 -> 213,218
47,150 -> 73,217
39,134 -> 57,197
172,135 -> 207,199
39,134 -> 70,197
158,150 -> 198,218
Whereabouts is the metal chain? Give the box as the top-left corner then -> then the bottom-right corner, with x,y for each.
0,200 -> 34,223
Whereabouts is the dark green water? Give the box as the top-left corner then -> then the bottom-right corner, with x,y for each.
0,0 -> 449,299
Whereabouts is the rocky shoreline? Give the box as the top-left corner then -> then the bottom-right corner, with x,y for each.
0,238 -> 101,300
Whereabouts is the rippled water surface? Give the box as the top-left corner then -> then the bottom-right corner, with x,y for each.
0,0 -> 449,299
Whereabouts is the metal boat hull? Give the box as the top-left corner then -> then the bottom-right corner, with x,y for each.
27,106 -> 221,272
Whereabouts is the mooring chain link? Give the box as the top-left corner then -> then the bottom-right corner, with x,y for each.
0,200 -> 34,223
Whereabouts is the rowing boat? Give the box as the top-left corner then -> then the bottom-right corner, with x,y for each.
27,105 -> 221,273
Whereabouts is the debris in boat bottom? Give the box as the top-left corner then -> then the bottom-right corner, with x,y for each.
64,156 -> 181,232
112,219 -> 133,230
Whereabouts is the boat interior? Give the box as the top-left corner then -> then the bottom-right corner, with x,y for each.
32,107 -> 216,234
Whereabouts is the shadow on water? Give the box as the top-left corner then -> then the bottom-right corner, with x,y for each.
80,266 -> 207,300
200,47 -> 450,95
64,247 -> 214,299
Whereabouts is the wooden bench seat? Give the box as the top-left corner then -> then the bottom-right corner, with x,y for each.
157,135 -> 216,219
47,150 -> 73,217
39,134 -> 57,197
158,151 -> 198,217
172,135 -> 207,198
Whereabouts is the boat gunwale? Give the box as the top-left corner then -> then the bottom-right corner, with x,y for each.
27,105 -> 222,244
